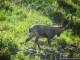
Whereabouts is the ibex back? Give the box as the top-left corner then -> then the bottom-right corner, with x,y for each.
25,18 -> 72,49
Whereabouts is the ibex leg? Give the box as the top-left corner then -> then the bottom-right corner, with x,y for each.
25,33 -> 34,43
47,38 -> 51,46
35,36 -> 40,49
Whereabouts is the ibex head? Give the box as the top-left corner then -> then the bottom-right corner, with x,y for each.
57,16 -> 72,37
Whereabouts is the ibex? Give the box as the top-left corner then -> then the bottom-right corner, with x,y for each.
25,17 -> 72,49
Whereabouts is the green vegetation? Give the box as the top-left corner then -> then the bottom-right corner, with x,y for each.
0,0 -> 80,60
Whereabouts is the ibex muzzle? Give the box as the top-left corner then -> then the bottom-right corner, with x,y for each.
25,18 -> 72,49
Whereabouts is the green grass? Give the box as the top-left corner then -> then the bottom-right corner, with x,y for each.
0,1 -> 80,60
0,4 -> 54,60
